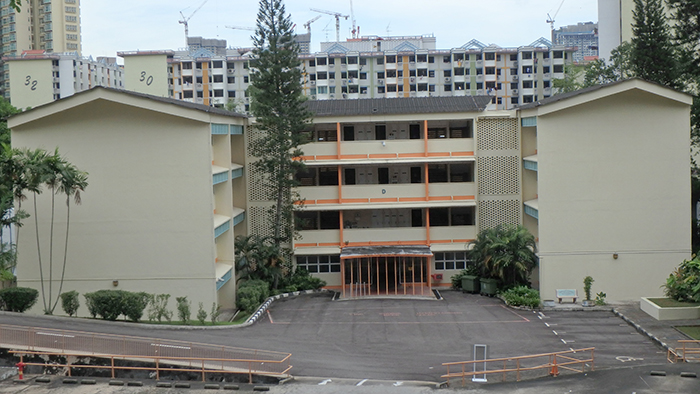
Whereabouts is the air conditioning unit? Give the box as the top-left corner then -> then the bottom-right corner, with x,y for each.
329,94 -> 335,98
341,79 -> 347,85
512,61 -> 518,67
512,89 -> 518,94
444,77 -> 451,83
348,78 -> 354,84
409,77 -> 416,83
378,79 -> 385,85
543,73 -> 550,78
310,81 -> 316,86
228,69 -> 234,73
342,93 -> 348,99
512,75 -> 519,80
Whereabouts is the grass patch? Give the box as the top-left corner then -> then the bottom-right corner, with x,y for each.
676,326 -> 700,340
648,298 -> 700,308
138,320 -> 237,326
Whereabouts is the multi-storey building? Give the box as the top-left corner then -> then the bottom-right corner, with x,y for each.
119,36 -> 575,112
0,0 -> 82,98
552,22 -> 598,63
4,51 -> 123,109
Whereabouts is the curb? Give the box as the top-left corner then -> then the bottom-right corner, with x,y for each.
613,308 -> 671,353
244,289 -> 336,325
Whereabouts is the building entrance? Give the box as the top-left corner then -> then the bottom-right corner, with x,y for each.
340,246 -> 433,298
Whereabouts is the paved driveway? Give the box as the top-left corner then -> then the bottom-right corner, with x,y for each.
0,291 -> 668,383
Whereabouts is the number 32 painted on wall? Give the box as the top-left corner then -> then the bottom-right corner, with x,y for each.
25,76 -> 37,91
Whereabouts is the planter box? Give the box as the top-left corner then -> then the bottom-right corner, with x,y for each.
480,278 -> 498,296
640,297 -> 700,321
461,276 -> 480,294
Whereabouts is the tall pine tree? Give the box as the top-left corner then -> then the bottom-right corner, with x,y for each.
248,0 -> 311,247
630,0 -> 681,89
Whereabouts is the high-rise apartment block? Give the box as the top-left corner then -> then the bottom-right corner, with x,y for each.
552,22 -> 598,63
119,35 -> 575,112
1,0 -> 82,98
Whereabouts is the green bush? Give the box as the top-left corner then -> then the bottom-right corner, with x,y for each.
501,286 -> 540,308
277,268 -> 326,294
664,257 -> 700,302
147,294 -> 173,322
210,302 -> 221,324
60,291 -> 80,317
236,280 -> 270,313
176,296 -> 191,324
83,290 -> 150,321
197,302 -> 207,325
0,287 -> 38,312
121,292 -> 150,322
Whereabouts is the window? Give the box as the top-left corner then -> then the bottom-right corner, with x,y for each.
510,54 -> 518,61
386,69 -> 396,78
453,53 -> 464,61
213,75 -> 223,83
485,67 -> 495,75
360,72 -> 367,79
213,61 -> 223,68
227,76 -> 235,83
214,89 -> 224,97
296,255 -> 341,273
376,57 -> 384,65
444,84 -> 452,91
316,57 -> 327,66
317,86 -> 328,94
522,80 -> 533,89
444,69 -> 451,77
484,53 -> 495,60
553,65 -> 564,73
553,51 -> 563,59
243,76 -> 249,83
295,211 -> 318,230
417,69 -> 427,77
183,91 -> 193,98
429,84 -> 435,92
454,82 -> 464,90
387,84 -> 397,92
317,71 -> 327,80
308,59 -> 315,67
417,54 -> 427,62
429,70 -> 435,78
386,55 -> 396,63
434,252 -> 469,271
543,66 -> 550,73
309,74 -> 316,81
454,68 -> 464,76
339,57 -> 346,64
329,72 -> 335,79
378,86 -> 385,93
476,68 -> 483,75
341,71 -> 348,79
359,58 -> 367,65
511,97 -> 519,104
418,83 -> 428,91
227,91 -> 235,98
476,82 -> 483,89
348,56 -> 358,64
543,52 -> 550,59
521,52 -> 533,60
319,167 -> 339,185
377,72 -> 385,79
522,66 -> 533,74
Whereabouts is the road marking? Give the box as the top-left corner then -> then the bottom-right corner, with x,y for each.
561,339 -> 567,344
380,312 -> 401,316
552,330 -> 558,336
616,356 -> 644,362
356,379 -> 368,386
544,322 -> 550,327
266,310 -> 274,324
267,319 -> 530,325
318,379 -> 332,385
393,382 -> 404,386
570,348 -> 575,352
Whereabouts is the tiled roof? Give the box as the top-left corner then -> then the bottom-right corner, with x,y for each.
304,95 -> 492,117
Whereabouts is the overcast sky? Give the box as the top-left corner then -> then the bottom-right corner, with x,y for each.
81,0 -> 598,59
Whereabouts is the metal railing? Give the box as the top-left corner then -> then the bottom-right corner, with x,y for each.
0,324 -> 291,382
442,347 -> 595,387
668,340 -> 700,363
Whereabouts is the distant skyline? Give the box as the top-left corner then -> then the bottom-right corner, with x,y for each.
81,0 -> 598,59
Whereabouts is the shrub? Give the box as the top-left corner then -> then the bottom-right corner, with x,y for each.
84,292 -> 98,318
595,292 -> 607,306
176,296 -> 191,324
664,257 -> 700,302
236,280 -> 270,313
277,268 -> 326,294
583,276 -> 594,301
197,302 -> 207,325
147,294 -> 173,322
0,287 -> 38,312
122,292 -> 150,322
501,286 -> 540,308
60,291 -> 80,317
83,290 -> 124,321
210,302 -> 221,324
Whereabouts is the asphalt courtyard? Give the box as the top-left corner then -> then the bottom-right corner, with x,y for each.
0,290 -> 694,393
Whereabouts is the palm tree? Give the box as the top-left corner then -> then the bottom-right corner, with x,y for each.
234,234 -> 285,289
468,225 -> 538,288
48,161 -> 87,314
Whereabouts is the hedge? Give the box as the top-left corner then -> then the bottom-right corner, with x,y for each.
0,287 -> 38,312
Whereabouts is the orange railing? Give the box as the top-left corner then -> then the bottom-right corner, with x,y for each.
668,340 -> 700,363
0,324 -> 291,382
442,347 -> 595,387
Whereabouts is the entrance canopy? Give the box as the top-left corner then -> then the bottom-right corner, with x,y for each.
340,245 -> 433,259
340,246 -> 434,298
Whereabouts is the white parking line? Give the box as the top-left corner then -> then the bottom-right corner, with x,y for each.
356,379 -> 368,386
318,379 -> 332,385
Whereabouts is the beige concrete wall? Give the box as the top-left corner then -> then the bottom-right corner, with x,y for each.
536,89 -> 691,302
9,59 -> 53,109
123,55 -> 169,97
11,98 -> 218,316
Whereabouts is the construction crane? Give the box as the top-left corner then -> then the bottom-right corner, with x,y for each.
546,0 -> 566,41
349,0 -> 357,39
303,15 -> 322,34
179,0 -> 209,47
225,25 -> 255,31
310,8 -> 349,42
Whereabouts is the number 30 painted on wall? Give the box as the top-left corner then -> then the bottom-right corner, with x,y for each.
140,71 -> 153,86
